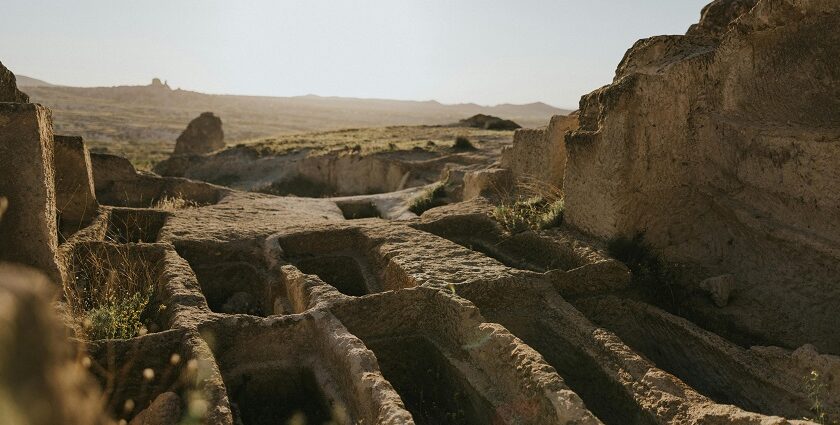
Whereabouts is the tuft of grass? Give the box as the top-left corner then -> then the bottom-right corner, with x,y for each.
492,196 -> 564,234
491,178 -> 564,234
409,182 -> 448,215
63,244 -> 161,340
452,136 -> 476,151
152,195 -> 199,211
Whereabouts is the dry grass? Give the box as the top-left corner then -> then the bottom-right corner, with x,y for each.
152,196 -> 199,211
63,244 -> 163,340
409,182 -> 448,215
491,177 -> 564,234
234,125 -> 513,157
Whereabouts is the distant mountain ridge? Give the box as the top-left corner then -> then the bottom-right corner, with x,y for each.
15,75 -> 56,87
21,76 -> 570,167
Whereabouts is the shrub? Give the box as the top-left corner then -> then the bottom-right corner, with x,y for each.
607,232 -> 677,304
409,182 -> 447,215
452,136 -> 476,151
63,244 -> 161,340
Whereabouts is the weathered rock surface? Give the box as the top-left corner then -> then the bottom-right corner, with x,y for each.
173,112 -> 224,155
54,135 -> 98,233
128,392 -> 181,425
0,103 -> 61,281
686,0 -> 759,40
564,0 -> 840,352
0,61 -> 29,103
501,113 -> 577,187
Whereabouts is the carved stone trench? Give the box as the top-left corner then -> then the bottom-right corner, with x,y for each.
59,193 -> 832,425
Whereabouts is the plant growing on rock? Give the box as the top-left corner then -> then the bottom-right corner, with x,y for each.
63,244 -> 161,340
409,182 -> 448,215
491,178 -> 564,234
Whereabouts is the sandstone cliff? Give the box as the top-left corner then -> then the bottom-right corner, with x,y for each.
564,0 -> 840,352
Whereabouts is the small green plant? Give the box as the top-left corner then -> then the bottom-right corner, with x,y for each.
804,370 -> 835,424
63,244 -> 160,340
409,182 -> 447,215
452,136 -> 476,151
492,196 -> 564,234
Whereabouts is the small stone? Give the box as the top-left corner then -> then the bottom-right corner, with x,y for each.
699,274 -> 735,307
129,392 -> 181,425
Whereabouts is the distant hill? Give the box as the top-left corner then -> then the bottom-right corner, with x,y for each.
22,78 -> 570,168
16,75 -> 57,87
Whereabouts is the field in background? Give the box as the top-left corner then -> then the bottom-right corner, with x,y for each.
22,79 -> 568,168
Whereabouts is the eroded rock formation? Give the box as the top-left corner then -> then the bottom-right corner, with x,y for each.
564,0 -> 840,351
0,60 -> 29,103
173,112 -> 224,155
501,113 -> 577,188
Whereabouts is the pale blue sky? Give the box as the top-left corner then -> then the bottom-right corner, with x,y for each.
1,1 -> 708,109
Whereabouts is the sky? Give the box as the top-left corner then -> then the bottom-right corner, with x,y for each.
1,0 -> 709,109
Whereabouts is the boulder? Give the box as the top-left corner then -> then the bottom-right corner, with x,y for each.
173,112 -> 224,155
54,135 -> 98,233
457,114 -> 521,131
0,103 -> 61,282
0,61 -> 29,103
564,0 -> 840,351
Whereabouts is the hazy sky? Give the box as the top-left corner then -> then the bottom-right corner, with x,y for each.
1,0 -> 709,109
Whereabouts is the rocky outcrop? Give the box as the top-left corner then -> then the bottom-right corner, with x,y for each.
501,114 -> 577,188
54,135 -> 98,234
173,112 -> 224,155
0,61 -> 29,103
686,0 -> 758,40
564,0 -> 840,352
457,114 -> 521,131
0,103 -> 62,282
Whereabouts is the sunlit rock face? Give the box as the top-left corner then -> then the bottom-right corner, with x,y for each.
564,0 -> 840,351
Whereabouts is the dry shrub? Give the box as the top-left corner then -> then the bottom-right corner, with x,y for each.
63,244 -> 163,340
491,177 -> 564,234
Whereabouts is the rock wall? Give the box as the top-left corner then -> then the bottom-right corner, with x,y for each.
54,135 -> 98,233
0,103 -> 62,282
564,0 -> 840,352
501,114 -> 577,188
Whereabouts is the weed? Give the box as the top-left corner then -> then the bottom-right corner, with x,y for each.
491,178 -> 564,233
452,136 -> 476,151
804,370 -> 835,424
63,244 -> 162,340
409,182 -> 448,215
492,196 -> 564,234
152,196 -> 199,211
